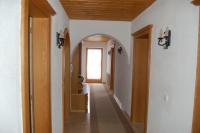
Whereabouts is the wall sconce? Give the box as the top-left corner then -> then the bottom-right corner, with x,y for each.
57,31 -> 64,48
108,50 -> 112,55
158,27 -> 171,49
118,47 -> 123,54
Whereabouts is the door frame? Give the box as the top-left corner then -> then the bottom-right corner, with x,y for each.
110,46 -> 116,93
192,6 -> 200,133
131,25 -> 152,133
86,48 -> 103,83
21,0 -> 55,133
62,28 -> 71,132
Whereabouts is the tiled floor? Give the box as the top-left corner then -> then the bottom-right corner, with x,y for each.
65,112 -> 91,133
91,84 -> 127,133
65,83 -> 134,133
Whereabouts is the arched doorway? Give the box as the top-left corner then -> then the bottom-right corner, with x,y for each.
66,33 -> 130,133
71,34 -> 126,99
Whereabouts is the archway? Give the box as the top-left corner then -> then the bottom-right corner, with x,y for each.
70,33 -> 129,112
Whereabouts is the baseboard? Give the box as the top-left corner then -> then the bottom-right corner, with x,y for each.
113,95 -> 131,120
113,94 -> 122,109
124,110 -> 131,119
109,93 -> 134,132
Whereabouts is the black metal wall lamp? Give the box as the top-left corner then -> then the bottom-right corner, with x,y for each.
117,47 -> 123,54
158,27 -> 171,49
57,31 -> 64,48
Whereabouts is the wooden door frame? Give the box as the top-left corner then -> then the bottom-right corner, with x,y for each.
192,2 -> 200,132
131,25 -> 152,133
21,0 -> 55,133
62,28 -> 71,133
61,30 -> 66,133
110,46 -> 116,93
86,48 -> 103,83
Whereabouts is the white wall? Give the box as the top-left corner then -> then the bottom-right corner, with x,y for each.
0,1 -> 22,133
81,41 -> 108,83
105,40 -> 131,113
69,20 -> 133,115
113,42 -> 132,114
48,0 -> 69,133
69,20 -> 132,61
130,1 -> 199,133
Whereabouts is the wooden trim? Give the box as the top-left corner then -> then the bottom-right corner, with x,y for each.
110,46 -> 115,93
62,28 -> 71,133
62,35 -> 66,133
86,79 -> 102,83
21,0 -> 55,133
192,0 -> 200,6
131,25 -> 152,133
79,43 -> 82,75
21,0 -> 31,133
64,28 -> 69,39
29,0 -> 56,17
132,25 -> 153,37
86,48 -> 103,83
192,8 -> 200,133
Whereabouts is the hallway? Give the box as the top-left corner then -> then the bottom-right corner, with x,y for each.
2,1 -> 200,133
65,84 -> 134,133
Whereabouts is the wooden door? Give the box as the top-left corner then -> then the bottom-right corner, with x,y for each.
32,17 -> 51,133
131,25 -> 152,133
110,47 -> 115,92
132,39 -> 149,123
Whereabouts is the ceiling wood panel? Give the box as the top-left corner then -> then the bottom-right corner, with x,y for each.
60,0 -> 155,21
192,0 -> 200,5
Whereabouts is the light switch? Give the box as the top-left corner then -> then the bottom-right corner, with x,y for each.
163,93 -> 169,103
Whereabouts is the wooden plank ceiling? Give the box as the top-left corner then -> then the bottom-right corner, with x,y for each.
192,0 -> 200,5
60,0 -> 155,21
